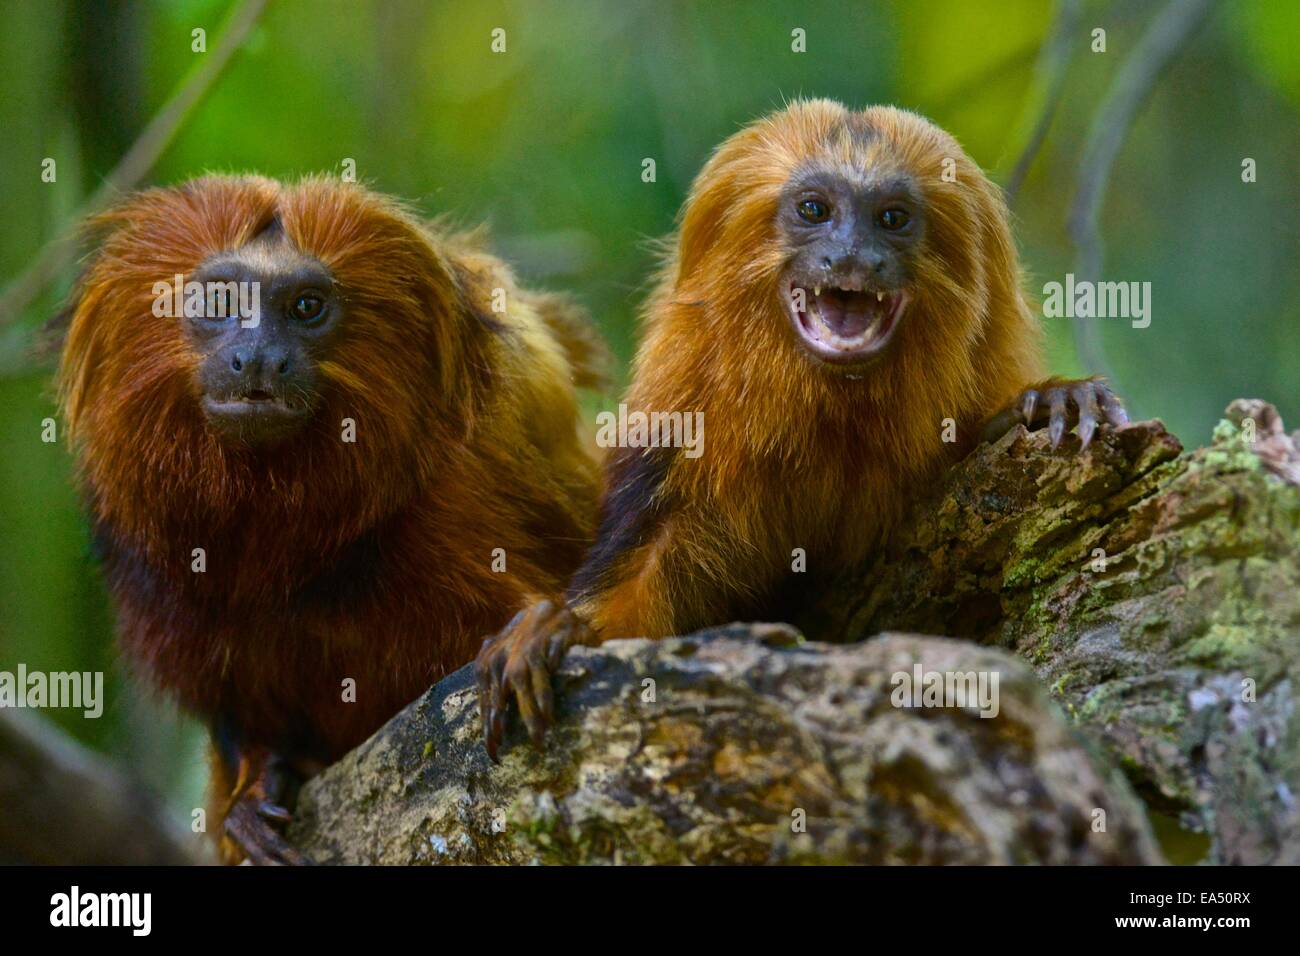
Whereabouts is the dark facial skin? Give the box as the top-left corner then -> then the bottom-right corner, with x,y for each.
778,164 -> 926,366
184,223 -> 339,445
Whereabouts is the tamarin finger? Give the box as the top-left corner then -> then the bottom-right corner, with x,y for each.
1022,389 -> 1040,424
507,659 -> 547,748
1048,388 -> 1069,449
529,643 -> 555,727
1099,386 -> 1130,427
546,631 -> 569,671
257,802 -> 293,825
224,798 -> 313,866
1074,383 -> 1100,449
488,707 -> 507,765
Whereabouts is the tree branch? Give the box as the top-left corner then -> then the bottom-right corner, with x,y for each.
826,400 -> 1300,865
291,628 -> 1163,865
1066,0 -> 1215,387
0,0 -> 268,330
291,399 -> 1300,866
1003,0 -> 1081,205
0,711 -> 201,865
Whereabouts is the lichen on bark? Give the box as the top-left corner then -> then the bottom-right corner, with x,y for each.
292,628 -> 1162,864
290,401 -> 1300,866
831,401 -> 1300,864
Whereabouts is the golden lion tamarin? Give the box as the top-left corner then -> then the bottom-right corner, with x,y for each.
476,100 -> 1126,757
54,175 -> 608,861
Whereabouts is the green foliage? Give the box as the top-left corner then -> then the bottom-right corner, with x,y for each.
0,0 -> 1295,807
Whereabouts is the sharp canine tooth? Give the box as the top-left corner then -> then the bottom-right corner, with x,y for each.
876,290 -> 884,302
814,284 -> 821,296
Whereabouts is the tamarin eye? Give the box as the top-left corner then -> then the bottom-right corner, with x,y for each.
878,208 -> 909,230
291,293 -> 325,322
797,198 -> 831,223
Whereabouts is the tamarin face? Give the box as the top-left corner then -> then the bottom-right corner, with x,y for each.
673,99 -> 1007,376
60,175 -> 483,478
778,162 -> 924,365
478,103 -> 1054,757
55,175 -> 509,548
187,221 -> 338,444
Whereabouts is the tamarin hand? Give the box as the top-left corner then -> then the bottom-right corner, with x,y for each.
981,378 -> 1128,449
480,101 -> 1129,759
221,752 -> 311,866
475,600 -> 595,760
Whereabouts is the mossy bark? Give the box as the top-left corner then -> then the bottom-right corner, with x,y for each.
291,628 -> 1161,864
821,400 -> 1300,864
291,401 -> 1299,865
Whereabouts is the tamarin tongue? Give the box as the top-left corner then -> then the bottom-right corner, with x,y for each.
814,288 -> 880,339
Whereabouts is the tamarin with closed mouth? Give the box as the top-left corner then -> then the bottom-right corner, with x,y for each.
476,99 -> 1127,757
54,175 -> 608,861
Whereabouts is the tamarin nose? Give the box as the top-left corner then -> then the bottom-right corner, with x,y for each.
228,347 -> 291,378
824,249 -> 887,282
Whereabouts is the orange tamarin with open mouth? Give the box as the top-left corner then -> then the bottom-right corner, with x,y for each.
476,100 -> 1127,757
54,175 -> 608,861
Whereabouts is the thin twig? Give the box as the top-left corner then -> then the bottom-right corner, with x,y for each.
0,0 -> 269,329
1004,0 -> 1081,206
1066,0 -> 1214,384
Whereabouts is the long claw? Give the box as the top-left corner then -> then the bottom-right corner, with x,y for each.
489,705 -> 505,762
257,801 -> 292,824
485,714 -> 500,763
475,647 -> 500,753
523,715 -> 547,749
511,663 -> 545,747
224,799 -> 312,865
1099,387 -> 1128,426
531,648 -> 554,727
1074,384 -> 1099,449
1047,388 -> 1068,449
1021,389 -> 1039,424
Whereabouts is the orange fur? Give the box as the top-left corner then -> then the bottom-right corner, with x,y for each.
575,100 -> 1043,638
55,175 -> 606,831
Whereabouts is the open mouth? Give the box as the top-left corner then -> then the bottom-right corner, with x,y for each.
786,280 -> 908,364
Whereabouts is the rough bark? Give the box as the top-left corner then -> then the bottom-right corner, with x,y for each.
290,400 -> 1299,866
291,627 -> 1161,864
820,399 -> 1300,864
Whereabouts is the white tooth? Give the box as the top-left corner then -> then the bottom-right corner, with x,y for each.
876,290 -> 884,302
814,284 -> 821,297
